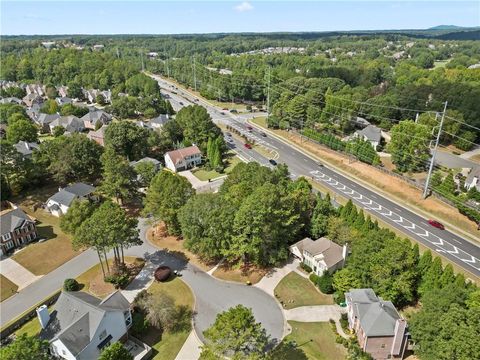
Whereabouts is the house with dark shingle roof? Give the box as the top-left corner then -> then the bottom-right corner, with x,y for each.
38,290 -> 147,360
354,124 -> 382,150
14,141 -> 40,158
290,237 -> 347,276
35,113 -> 61,132
0,204 -> 37,255
345,289 -> 409,360
149,114 -> 170,129
46,183 -> 96,217
49,115 -> 85,134
82,110 -> 112,130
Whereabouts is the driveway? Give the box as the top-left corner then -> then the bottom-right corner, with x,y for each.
284,305 -> 344,322
0,258 -> 42,290
435,150 -> 476,169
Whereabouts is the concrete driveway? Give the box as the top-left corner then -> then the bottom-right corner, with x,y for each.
284,305 -> 344,322
0,258 -> 42,290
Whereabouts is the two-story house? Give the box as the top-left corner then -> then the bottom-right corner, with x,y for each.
38,291 -> 148,360
290,237 -> 347,276
46,183 -> 96,217
0,204 -> 38,255
345,288 -> 409,360
82,110 -> 112,130
353,125 -> 382,151
164,145 -> 202,172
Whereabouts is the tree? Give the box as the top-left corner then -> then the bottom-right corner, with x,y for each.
134,161 -> 158,187
201,305 -> 269,360
387,120 -> 431,172
40,99 -> 59,114
437,172 -> 455,196
99,342 -> 133,360
100,147 -> 137,204
143,170 -> 195,235
104,121 -> 150,160
52,125 -> 66,137
418,257 -> 444,297
178,193 -> 235,260
136,292 -> 177,331
63,278 -> 80,291
60,199 -> 96,235
60,103 -> 89,117
0,334 -> 52,360
6,119 -> 38,143
311,193 -> 335,238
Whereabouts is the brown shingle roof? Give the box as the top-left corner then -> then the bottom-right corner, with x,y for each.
293,237 -> 344,268
166,145 -> 201,165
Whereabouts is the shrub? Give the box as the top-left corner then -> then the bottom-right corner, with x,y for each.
131,312 -> 149,336
105,273 -> 129,289
63,278 -> 80,291
317,272 -> 334,294
309,273 -> 320,285
340,313 -> 349,330
301,263 -> 312,273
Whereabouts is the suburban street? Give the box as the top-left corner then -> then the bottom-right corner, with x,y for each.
152,74 -> 480,279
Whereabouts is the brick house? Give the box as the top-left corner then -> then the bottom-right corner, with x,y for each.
0,204 -> 38,255
345,289 -> 409,360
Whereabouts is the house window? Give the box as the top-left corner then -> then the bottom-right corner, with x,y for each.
5,241 -> 14,250
99,329 -> 107,341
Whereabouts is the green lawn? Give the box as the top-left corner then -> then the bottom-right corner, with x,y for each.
251,116 -> 267,128
192,153 -> 242,181
433,60 -> 450,68
137,277 -> 195,360
270,321 -> 347,360
274,272 -> 334,309
14,305 -> 55,337
0,275 -> 18,302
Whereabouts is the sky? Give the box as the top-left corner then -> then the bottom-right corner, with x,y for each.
1,1 -> 479,35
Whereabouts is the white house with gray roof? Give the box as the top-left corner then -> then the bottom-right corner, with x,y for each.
149,114 -> 170,129
465,166 -> 480,192
345,288 -> 408,360
14,141 -> 40,158
290,237 -> 347,276
38,291 -> 147,360
354,124 -> 383,150
46,183 -> 96,217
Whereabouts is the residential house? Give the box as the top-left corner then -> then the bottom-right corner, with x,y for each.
23,93 -> 44,107
130,157 -> 162,171
0,97 -> 22,105
49,115 -> 85,134
55,97 -> 73,106
57,85 -> 69,98
26,84 -> 46,97
87,125 -> 108,147
14,141 -> 40,159
0,204 -> 38,255
83,89 -> 99,104
354,124 -> 382,150
135,120 -> 153,130
164,145 -> 202,172
345,289 -> 408,360
100,90 -> 112,104
149,114 -> 170,130
289,237 -> 347,276
38,291 -> 150,360
93,44 -> 105,51
27,103 -> 42,122
465,166 -> 480,192
82,110 -> 112,130
46,183 -> 96,217
35,113 -> 61,132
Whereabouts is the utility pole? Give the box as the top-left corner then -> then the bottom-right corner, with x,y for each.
192,55 -> 197,92
266,66 -> 271,121
423,101 -> 448,199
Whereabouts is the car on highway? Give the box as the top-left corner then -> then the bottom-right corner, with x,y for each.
226,132 -> 232,137
179,101 -> 184,105
222,108 -> 228,111
246,125 -> 253,132
260,132 -> 267,137
244,143 -> 252,149
269,159 -> 277,166
428,219 -> 445,230
220,112 -> 226,115
230,109 -> 238,113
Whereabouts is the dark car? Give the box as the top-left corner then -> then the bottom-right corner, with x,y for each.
246,125 -> 253,132
428,219 -> 445,230
220,112 -> 225,115
244,143 -> 252,149
230,109 -> 238,113
269,159 -> 277,166
222,108 -> 228,111
179,101 -> 184,105
260,132 -> 267,137
226,132 -> 232,137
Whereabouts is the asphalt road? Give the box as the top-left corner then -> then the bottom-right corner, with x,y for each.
0,220 -> 285,343
153,75 -> 480,279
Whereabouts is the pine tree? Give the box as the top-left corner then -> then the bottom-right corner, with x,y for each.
439,264 -> 455,288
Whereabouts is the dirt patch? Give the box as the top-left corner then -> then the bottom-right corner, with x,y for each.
147,223 -> 215,272
258,124 -> 479,241
212,262 -> 266,284
470,154 -> 480,164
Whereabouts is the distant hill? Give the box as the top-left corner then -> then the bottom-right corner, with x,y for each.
428,25 -> 465,30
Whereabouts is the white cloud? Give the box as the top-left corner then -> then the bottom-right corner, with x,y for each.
234,1 -> 253,12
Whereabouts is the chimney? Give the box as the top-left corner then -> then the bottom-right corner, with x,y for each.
391,318 -> 407,356
36,305 -> 50,329
342,244 -> 348,260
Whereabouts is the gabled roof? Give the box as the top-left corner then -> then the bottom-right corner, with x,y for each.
14,141 -> 40,156
150,114 -> 169,126
466,166 -> 480,187
41,291 -> 129,356
346,288 -> 402,337
291,237 -> 344,268
356,125 -> 382,143
130,157 -> 161,168
165,145 -> 202,165
81,110 -> 112,124
48,183 -> 95,207
0,208 -> 33,236
36,113 -> 60,125
50,115 -> 84,132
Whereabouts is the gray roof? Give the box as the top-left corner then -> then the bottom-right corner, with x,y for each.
41,291 -> 129,356
466,166 -> 480,189
150,114 -> 169,126
0,97 -> 22,104
291,237 -> 344,267
130,157 -> 161,168
50,115 -> 84,133
0,208 -> 33,236
36,113 -> 60,125
48,183 -> 95,207
14,141 -> 40,156
55,97 -> 73,106
81,110 -> 112,125
346,289 -> 401,337
356,125 -> 382,143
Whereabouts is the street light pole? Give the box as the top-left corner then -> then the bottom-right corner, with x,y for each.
266,66 -> 271,122
423,101 -> 448,199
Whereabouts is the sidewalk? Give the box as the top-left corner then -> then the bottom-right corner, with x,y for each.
175,330 -> 202,360
0,258 -> 43,291
254,258 -> 304,296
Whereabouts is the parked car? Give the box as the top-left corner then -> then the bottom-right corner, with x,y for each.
260,132 -> 267,137
222,108 -> 228,111
230,109 -> 238,113
226,132 -> 232,137
269,159 -> 277,166
428,219 -> 445,230
220,112 -> 226,115
246,125 -> 253,132
179,101 -> 184,105
244,143 -> 252,149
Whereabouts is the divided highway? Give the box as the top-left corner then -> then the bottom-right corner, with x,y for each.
152,74 -> 480,279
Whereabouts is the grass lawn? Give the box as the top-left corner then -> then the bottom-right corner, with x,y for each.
12,206 -> 80,276
192,153 -> 242,181
76,256 -> 145,298
251,116 -> 267,128
147,223 -> 215,272
137,278 -> 195,360
0,275 -> 18,302
212,262 -> 266,284
270,321 -> 347,360
433,60 -> 450,68
274,272 -> 334,309
14,305 -> 54,337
